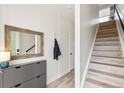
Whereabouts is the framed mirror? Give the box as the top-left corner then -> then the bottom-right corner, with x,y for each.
5,25 -> 44,60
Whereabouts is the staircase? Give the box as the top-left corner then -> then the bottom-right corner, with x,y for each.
84,20 -> 124,88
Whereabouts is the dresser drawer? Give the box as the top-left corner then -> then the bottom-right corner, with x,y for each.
13,74 -> 46,88
3,61 -> 46,88
0,72 -> 2,88
35,61 -> 46,75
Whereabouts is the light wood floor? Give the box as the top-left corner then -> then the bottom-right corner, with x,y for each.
47,70 -> 74,88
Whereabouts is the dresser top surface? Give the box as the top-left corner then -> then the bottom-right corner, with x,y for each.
0,57 -> 46,71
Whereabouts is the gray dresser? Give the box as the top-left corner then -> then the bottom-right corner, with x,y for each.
0,60 -> 46,88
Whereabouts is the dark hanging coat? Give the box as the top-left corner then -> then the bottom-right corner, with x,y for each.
54,39 -> 61,60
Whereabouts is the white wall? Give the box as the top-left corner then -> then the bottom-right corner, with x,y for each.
80,4 -> 99,87
75,4 -> 99,87
99,8 -> 110,17
117,5 -> 124,24
0,4 -> 74,84
99,8 -> 110,22
115,5 -> 124,56
99,4 -> 113,10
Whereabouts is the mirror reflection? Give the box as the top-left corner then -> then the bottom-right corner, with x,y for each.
10,31 -> 41,56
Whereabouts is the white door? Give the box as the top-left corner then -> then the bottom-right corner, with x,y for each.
58,15 -> 74,75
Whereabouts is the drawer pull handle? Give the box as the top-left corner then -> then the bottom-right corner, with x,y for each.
14,83 -> 21,87
15,66 -> 21,69
36,75 -> 41,78
36,62 -> 40,64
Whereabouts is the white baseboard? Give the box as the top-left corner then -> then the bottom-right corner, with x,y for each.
47,69 -> 71,85
58,69 -> 70,78
80,24 -> 99,88
47,74 -> 58,85
70,67 -> 74,71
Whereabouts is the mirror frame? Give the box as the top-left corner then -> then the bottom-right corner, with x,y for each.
5,25 -> 44,60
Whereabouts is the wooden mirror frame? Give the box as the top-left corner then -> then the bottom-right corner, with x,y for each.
5,25 -> 44,60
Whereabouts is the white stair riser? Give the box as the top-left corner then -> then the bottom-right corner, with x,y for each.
87,71 -> 124,87
93,46 -> 121,51
95,41 -> 120,45
91,56 -> 124,66
96,37 -> 119,41
92,51 -> 122,58
97,34 -> 118,38
97,33 -> 118,36
89,63 -> 124,76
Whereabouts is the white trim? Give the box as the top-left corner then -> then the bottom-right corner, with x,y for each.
70,67 -> 74,71
69,31 -> 71,71
58,69 -> 70,78
47,74 -> 58,85
80,24 -> 99,88
47,69 -> 70,85
75,4 -> 80,88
